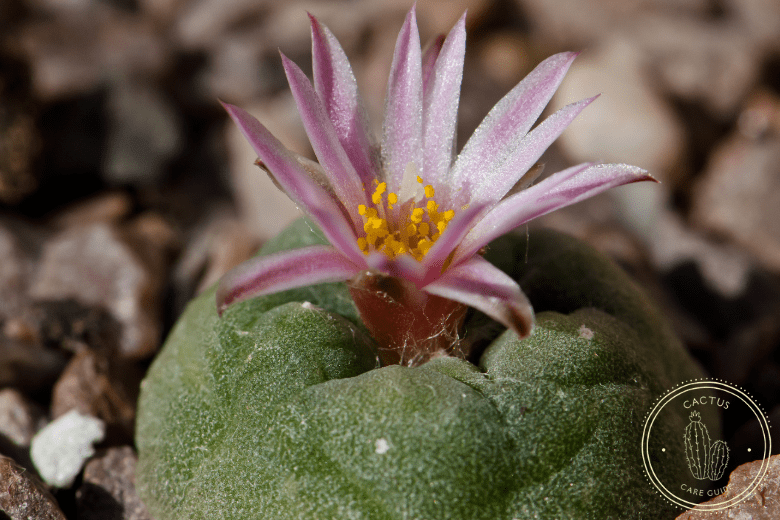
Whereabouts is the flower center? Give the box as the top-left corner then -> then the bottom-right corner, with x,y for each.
356,173 -> 455,261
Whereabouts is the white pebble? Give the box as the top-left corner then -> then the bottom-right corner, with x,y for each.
30,409 -> 105,487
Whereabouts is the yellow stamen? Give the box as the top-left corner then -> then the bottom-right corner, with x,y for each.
355,174 -> 456,261
371,182 -> 387,204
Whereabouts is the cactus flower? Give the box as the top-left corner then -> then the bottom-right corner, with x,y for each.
218,6 -> 654,365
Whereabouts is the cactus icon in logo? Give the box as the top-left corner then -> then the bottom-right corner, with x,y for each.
642,379 -> 770,511
684,410 -> 730,481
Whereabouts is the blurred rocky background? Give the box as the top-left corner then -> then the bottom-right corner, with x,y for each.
1,0 -> 780,518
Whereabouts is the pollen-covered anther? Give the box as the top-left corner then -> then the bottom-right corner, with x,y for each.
356,174 -> 456,261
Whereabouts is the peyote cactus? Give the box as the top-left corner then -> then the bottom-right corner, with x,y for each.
684,410 -> 730,481
136,223 -> 707,519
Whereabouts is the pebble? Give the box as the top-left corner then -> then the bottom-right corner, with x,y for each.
51,349 -> 140,439
51,191 -> 134,230
634,14 -> 759,116
0,324 -> 68,392
0,455 -> 67,520
76,446 -> 154,520
648,211 -> 753,299
28,223 -> 164,359
13,5 -> 169,100
676,455 -> 780,519
30,409 -> 105,488
0,388 -> 47,448
690,132 -> 780,273
104,79 -> 182,186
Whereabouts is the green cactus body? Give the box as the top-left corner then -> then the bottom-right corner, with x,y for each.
136,223 -> 707,519
709,439 -> 730,480
685,411 -> 711,480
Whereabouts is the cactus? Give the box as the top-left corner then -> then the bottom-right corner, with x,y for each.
685,411 -> 711,480
684,410 -> 730,481
709,439 -> 730,480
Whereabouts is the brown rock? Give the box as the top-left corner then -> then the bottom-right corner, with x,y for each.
51,192 -> 133,230
0,330 -> 67,392
690,133 -> 780,273
738,89 -> 780,141
0,88 -> 40,204
203,30 -> 280,104
13,6 -> 169,100
28,223 -> 163,358
676,455 -> 780,519
0,388 -> 46,448
648,211 -> 753,298
51,349 -> 140,439
33,299 -> 121,356
0,455 -> 67,520
517,0 -> 717,48
104,80 -> 182,186
174,0 -> 271,49
635,15 -> 759,116
76,446 -> 153,520
730,0 -> 780,53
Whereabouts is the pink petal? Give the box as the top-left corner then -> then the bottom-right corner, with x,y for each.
222,102 -> 365,265
450,52 -> 579,205
216,245 -> 361,314
420,202 -> 487,284
422,12 -> 466,186
485,95 -> 598,203
454,163 -> 655,264
423,255 -> 534,338
281,53 -> 369,217
382,5 -> 423,192
309,14 -> 380,184
421,34 -> 445,95
365,251 -> 426,287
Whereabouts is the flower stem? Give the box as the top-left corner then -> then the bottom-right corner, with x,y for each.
349,271 -> 467,366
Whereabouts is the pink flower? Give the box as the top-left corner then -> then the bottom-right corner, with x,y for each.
218,7 -> 653,365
